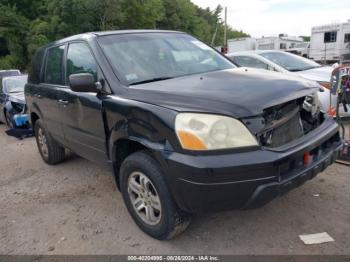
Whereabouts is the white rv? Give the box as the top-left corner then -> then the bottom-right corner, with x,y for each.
227,37 -> 256,52
309,21 -> 350,63
256,35 -> 304,51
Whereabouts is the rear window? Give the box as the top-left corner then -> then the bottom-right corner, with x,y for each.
0,70 -> 20,78
45,45 -> 65,85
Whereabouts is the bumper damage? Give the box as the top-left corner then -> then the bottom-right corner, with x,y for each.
155,118 -> 343,214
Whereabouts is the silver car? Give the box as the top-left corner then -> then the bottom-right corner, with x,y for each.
227,50 -> 349,117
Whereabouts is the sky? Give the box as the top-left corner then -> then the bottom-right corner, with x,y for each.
191,0 -> 350,38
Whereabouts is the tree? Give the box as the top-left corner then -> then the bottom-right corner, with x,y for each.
0,0 -> 250,70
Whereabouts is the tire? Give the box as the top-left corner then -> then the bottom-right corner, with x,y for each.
119,151 -> 191,240
34,119 -> 65,165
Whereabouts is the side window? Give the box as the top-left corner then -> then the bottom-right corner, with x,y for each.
232,56 -> 269,70
345,33 -> 350,43
324,31 -> 337,43
66,43 -> 97,82
45,45 -> 65,85
280,43 -> 287,49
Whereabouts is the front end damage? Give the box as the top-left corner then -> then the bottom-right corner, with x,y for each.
7,96 -> 29,128
243,94 -> 328,149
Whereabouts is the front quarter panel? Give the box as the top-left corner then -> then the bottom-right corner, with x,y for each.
104,95 -> 179,159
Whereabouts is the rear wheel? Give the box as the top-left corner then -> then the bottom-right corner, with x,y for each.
34,119 -> 65,165
119,151 -> 191,240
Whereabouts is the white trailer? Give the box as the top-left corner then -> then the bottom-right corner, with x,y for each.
256,35 -> 304,50
309,21 -> 350,63
227,37 -> 256,52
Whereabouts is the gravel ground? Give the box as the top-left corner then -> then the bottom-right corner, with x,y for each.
0,124 -> 349,255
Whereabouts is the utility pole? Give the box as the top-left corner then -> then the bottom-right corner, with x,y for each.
211,24 -> 218,47
224,6 -> 227,53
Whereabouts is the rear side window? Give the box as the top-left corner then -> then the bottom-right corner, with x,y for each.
45,45 -> 65,85
66,42 -> 97,82
28,48 -> 45,84
232,56 -> 269,70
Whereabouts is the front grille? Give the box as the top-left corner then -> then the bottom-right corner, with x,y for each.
258,97 -> 325,148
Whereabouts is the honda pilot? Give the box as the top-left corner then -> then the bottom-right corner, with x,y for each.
25,30 -> 342,239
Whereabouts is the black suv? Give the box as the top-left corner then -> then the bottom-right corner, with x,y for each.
25,30 -> 342,239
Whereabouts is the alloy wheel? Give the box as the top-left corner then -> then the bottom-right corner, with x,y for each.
37,128 -> 49,158
127,171 -> 162,226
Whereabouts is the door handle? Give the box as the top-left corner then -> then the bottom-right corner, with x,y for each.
57,99 -> 69,105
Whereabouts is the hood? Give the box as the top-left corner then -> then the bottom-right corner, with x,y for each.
123,68 -> 318,118
292,66 -> 333,82
8,92 -> 26,104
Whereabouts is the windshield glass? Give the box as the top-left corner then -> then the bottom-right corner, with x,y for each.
259,52 -> 320,72
3,75 -> 27,93
98,33 -> 235,85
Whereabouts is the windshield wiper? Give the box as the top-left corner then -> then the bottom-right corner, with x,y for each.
130,77 -> 174,85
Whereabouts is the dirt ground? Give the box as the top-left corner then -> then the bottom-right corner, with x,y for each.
0,124 -> 349,255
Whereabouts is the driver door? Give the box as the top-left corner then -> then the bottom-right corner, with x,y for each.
58,41 -> 108,163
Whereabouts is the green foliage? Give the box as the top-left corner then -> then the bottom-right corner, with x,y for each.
300,35 -> 311,42
0,0 -> 249,70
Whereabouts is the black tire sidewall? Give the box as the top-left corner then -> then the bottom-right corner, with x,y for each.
120,152 -> 180,240
34,120 -> 50,162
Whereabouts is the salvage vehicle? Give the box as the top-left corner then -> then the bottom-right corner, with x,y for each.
25,30 -> 342,240
227,50 -> 350,117
0,75 -> 29,128
0,70 -> 21,80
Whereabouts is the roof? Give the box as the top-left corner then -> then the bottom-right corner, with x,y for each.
42,30 -> 185,48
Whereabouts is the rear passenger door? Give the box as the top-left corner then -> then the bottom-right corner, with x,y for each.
58,42 -> 108,163
40,45 -> 66,144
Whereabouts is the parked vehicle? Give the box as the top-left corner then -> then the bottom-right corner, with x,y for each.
0,70 -> 21,81
26,30 -> 342,239
256,35 -> 304,50
226,50 -> 350,117
228,37 -> 256,52
0,75 -> 28,128
309,21 -> 350,63
286,42 -> 310,58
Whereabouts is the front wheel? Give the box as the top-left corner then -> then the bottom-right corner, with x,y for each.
119,151 -> 191,240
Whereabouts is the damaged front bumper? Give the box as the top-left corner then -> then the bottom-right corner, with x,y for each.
155,117 -> 342,214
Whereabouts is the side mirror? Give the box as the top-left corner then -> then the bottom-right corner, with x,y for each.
69,73 -> 97,93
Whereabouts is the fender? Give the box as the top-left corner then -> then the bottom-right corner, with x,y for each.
4,101 -> 13,113
103,96 -> 179,161
108,118 -> 168,162
29,102 -> 44,124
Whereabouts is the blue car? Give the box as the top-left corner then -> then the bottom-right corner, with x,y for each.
0,75 -> 29,128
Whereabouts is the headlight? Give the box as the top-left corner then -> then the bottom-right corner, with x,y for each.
317,81 -> 331,90
175,113 -> 258,151
303,92 -> 321,115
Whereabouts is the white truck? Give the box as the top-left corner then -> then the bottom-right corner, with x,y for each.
309,21 -> 350,63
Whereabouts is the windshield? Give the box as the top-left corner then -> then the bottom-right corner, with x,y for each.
98,33 -> 235,85
259,52 -> 320,72
3,75 -> 27,93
